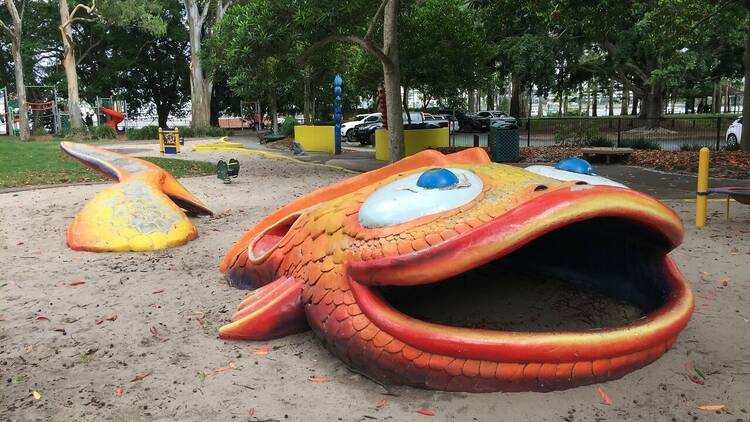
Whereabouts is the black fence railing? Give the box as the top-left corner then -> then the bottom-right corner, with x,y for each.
451,116 -> 740,151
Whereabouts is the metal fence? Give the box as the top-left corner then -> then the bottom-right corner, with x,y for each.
451,116 -> 740,151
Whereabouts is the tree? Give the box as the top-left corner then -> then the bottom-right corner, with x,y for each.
1,0 -> 30,140
57,0 -> 165,128
181,0 -> 232,128
306,0 -> 406,161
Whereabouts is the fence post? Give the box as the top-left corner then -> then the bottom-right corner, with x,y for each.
526,117 -> 531,147
715,116 -> 721,150
616,117 -> 621,148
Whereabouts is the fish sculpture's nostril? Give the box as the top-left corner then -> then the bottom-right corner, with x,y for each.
534,185 -> 548,192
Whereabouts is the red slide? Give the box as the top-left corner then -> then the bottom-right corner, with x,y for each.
99,107 -> 124,129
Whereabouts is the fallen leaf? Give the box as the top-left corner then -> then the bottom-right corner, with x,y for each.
53,328 -> 67,335
25,344 -> 33,353
95,314 -> 118,325
254,346 -> 273,355
152,289 -> 165,294
35,316 -> 49,321
694,366 -> 707,380
131,372 -> 151,382
228,361 -> 237,369
115,387 -> 124,397
598,387 -> 613,405
214,367 -> 229,373
247,407 -> 255,417
168,266 -> 177,271
68,280 -> 86,286
307,377 -> 332,383
376,399 -> 387,409
718,278 -> 729,287
32,391 -> 41,400
687,374 -> 704,385
150,326 -> 158,336
697,404 -> 725,411
416,409 -> 435,416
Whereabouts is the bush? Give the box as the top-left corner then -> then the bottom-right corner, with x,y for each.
554,121 -> 601,146
176,126 -> 229,138
93,125 -> 117,140
126,125 -> 160,140
279,116 -> 296,137
585,138 -> 613,147
60,127 -> 91,140
31,126 -> 48,136
680,143 -> 707,151
620,138 -> 661,150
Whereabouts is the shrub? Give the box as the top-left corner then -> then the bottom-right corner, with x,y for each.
680,143 -> 706,151
585,138 -> 613,147
554,121 -> 601,146
279,116 -> 296,137
60,127 -> 91,140
31,126 -> 48,136
93,125 -> 117,140
126,125 -> 160,140
620,138 -> 661,150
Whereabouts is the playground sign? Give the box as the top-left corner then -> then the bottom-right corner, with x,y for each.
159,127 -> 181,155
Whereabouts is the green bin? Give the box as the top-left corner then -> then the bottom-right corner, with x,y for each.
488,121 -> 519,162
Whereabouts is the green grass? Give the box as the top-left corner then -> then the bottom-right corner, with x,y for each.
0,138 -> 215,188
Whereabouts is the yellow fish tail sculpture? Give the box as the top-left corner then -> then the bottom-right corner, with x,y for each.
61,142 -> 213,252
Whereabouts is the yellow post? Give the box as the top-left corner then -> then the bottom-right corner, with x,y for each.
695,147 -> 709,227
158,127 -> 164,155
175,127 -> 181,154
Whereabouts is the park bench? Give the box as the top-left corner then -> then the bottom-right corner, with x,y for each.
581,147 -> 634,164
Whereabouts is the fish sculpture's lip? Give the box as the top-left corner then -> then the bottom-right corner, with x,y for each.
347,185 -> 694,363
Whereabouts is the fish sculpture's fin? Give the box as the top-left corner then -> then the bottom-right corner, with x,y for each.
220,148 -> 490,279
61,142 -> 212,252
219,276 -> 308,340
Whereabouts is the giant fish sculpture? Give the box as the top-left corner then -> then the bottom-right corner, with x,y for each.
61,142 -> 212,252
218,148 -> 693,392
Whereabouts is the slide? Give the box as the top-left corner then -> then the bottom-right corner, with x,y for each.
99,107 -> 124,129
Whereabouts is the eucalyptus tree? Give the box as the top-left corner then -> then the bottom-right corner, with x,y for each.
0,0 -> 29,139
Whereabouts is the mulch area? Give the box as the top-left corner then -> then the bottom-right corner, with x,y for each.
434,147 -> 750,179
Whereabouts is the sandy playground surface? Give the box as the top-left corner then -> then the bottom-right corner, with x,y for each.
1,148 -> 749,421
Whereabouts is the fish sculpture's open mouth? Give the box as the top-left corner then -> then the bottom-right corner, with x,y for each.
346,185 -> 693,391
218,148 -> 694,392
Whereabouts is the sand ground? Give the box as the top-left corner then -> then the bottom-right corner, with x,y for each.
1,147 -> 749,422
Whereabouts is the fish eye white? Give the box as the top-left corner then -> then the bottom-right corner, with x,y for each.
359,168 -> 483,228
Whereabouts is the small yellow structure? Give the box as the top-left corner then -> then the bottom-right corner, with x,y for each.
294,125 -> 335,153
159,127 -> 181,155
695,147 -> 709,227
375,127 -> 449,161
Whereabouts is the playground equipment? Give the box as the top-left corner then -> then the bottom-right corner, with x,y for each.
23,85 -> 65,135
216,159 -> 240,183
239,100 -> 261,131
695,147 -> 750,227
159,127 -> 181,155
96,97 -> 128,130
60,142 -> 212,252
217,148 -> 693,392
0,86 -> 9,135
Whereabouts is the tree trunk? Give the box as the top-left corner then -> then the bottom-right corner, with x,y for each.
608,80 -> 614,116
562,91 -> 568,115
184,0 -> 212,128
591,84 -> 598,117
631,96 -> 638,115
741,12 -> 750,150
156,102 -> 169,128
509,76 -> 521,118
621,89 -> 629,115
270,94 -> 278,134
537,95 -> 544,117
5,0 -> 29,140
467,89 -> 476,112
303,74 -> 312,124
58,0 -> 82,129
713,80 -> 722,114
383,0 -> 404,162
487,89 -> 494,110
638,85 -> 663,128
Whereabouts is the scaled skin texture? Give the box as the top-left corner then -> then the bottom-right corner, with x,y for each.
219,148 -> 694,392
61,142 -> 213,252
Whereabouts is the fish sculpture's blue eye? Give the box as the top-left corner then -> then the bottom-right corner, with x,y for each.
359,168 -> 483,228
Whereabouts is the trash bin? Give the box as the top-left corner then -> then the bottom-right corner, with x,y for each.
488,120 -> 519,162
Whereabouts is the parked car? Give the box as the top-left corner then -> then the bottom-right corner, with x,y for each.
349,112 -> 440,145
422,113 -> 450,128
478,110 -> 517,126
726,117 -> 742,146
341,113 -> 381,139
457,112 -> 491,132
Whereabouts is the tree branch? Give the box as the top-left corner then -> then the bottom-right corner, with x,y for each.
365,0 -> 387,42
76,38 -> 102,64
301,34 -> 391,68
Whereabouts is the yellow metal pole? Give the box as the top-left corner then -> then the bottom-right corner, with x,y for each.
695,147 -> 709,227
175,127 -> 181,154
158,127 -> 164,155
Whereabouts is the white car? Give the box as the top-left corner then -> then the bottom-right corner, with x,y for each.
726,117 -> 742,146
341,113 -> 381,139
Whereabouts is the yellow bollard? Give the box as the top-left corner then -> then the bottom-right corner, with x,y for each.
695,147 -> 709,227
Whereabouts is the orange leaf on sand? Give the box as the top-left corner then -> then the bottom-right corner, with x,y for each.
69,280 -> 86,286
35,316 -> 49,321
376,399 -> 387,409
152,289 -> 165,294
598,387 -> 613,405
131,372 -> 151,382
150,326 -> 158,336
698,405 -> 725,411
416,409 -> 435,416
25,344 -> 33,353
228,361 -> 237,369
247,408 -> 255,417
96,314 -> 118,325
254,346 -> 273,355
115,387 -> 124,397
214,367 -> 229,373
307,377 -> 332,383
